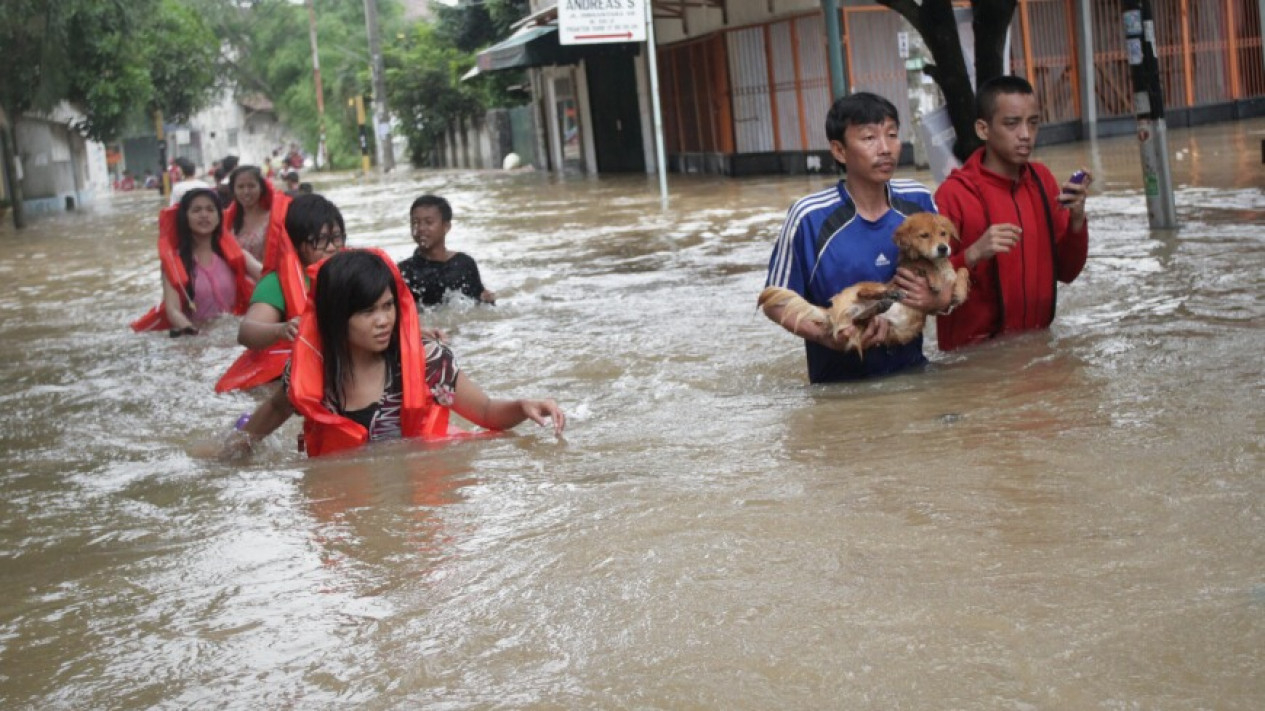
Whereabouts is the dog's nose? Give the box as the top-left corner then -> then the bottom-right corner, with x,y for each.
935,243 -> 951,258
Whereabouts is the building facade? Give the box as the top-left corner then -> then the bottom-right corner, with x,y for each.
3,102 -> 111,217
476,0 -> 1265,176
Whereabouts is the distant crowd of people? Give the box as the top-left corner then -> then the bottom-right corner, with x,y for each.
114,143 -> 311,197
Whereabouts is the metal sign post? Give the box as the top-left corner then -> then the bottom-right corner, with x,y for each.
557,0 -> 668,208
644,2 -> 669,209
1122,0 -> 1177,229
307,0 -> 329,170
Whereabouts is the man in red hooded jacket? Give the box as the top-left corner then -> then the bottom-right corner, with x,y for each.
934,76 -> 1092,351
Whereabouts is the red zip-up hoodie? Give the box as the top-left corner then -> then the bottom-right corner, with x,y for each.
934,148 -> 1088,351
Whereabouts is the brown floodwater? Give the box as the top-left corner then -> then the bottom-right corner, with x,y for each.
0,119 -> 1261,709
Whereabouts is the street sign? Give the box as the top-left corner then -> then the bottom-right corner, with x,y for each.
559,0 -> 646,45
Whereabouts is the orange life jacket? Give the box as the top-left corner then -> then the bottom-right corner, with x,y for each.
214,222 -> 310,392
288,248 -> 452,457
130,204 -> 252,332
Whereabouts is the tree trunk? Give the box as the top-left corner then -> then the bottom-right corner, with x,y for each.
1,121 -> 25,230
878,0 -> 1017,162
973,0 -> 1017,88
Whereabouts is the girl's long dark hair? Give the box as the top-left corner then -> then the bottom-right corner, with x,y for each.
228,165 -> 271,233
313,251 -> 400,409
175,188 -> 226,302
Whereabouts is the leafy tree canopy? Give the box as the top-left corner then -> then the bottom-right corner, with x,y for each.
193,0 -> 408,170
0,0 -> 219,227
385,0 -> 530,166
384,22 -> 483,166
0,0 -> 218,141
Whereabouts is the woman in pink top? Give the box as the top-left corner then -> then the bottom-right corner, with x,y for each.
189,249 -> 238,320
161,188 -> 262,333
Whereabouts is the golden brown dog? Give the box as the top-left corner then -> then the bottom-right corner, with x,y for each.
758,212 -> 970,355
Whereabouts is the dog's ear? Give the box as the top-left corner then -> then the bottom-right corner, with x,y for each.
937,215 -> 961,242
892,215 -> 919,248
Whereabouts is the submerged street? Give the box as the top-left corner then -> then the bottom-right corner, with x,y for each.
0,120 -> 1262,708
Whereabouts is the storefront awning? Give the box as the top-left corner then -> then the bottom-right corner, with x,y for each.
475,25 -> 561,73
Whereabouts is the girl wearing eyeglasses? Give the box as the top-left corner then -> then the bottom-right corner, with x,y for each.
217,193 -> 346,392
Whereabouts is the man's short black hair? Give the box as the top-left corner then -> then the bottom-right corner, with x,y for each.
410,194 -> 452,223
174,156 -> 196,179
976,75 -> 1035,121
825,92 -> 900,144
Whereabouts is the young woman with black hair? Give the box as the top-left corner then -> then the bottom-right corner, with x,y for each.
226,249 -> 564,457
131,188 -> 262,336
225,164 -> 289,263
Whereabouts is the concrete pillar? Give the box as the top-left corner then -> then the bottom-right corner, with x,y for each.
1075,0 -> 1097,137
529,69 -> 550,171
458,116 -> 470,168
544,69 -> 564,172
635,45 -> 656,174
575,62 -> 598,175
1260,0 -> 1265,83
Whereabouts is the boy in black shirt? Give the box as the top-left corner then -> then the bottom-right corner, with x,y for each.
397,195 -> 496,307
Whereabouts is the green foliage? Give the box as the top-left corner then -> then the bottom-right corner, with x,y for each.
0,1 -> 67,119
0,0 -> 219,142
195,0 -> 407,170
484,0 -> 532,37
384,23 -> 482,166
60,2 -> 150,140
144,0 -> 220,122
384,0 -> 531,166
433,1 -> 498,54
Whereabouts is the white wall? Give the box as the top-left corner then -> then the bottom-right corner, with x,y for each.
183,87 -> 302,173
14,102 -> 109,214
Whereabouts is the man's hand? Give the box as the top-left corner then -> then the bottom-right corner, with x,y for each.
837,317 -> 890,350
965,223 -> 1022,267
1057,169 -> 1092,231
892,267 -> 952,313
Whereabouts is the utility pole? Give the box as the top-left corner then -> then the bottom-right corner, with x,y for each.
1122,0 -> 1177,229
821,0 -> 848,100
352,95 -> 371,175
306,0 -> 329,170
155,110 -> 169,199
1,122 -> 25,229
363,0 -> 394,171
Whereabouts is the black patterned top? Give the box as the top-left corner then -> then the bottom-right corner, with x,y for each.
282,339 -> 460,441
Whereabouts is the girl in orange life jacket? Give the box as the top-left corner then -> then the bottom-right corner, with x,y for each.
130,188 -> 262,336
217,193 -> 343,392
224,165 -> 290,263
225,249 -> 565,458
